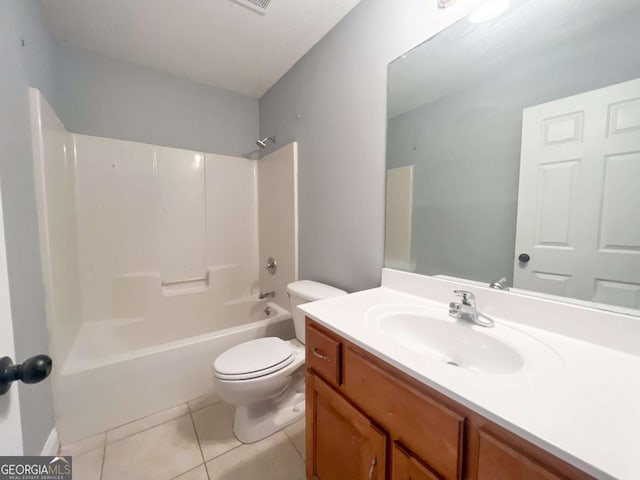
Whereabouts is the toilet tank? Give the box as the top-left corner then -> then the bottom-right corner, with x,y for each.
286,280 -> 347,344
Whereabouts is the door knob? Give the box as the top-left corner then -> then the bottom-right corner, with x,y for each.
518,253 -> 531,263
0,354 -> 52,396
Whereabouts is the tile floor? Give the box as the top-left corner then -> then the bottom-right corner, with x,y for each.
61,395 -> 306,480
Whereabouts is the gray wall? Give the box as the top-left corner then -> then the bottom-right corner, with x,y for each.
53,46 -> 259,157
388,9 -> 640,285
388,92 -> 520,284
0,0 -> 56,455
259,0 -> 479,292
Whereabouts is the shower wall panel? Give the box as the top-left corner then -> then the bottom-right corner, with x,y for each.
156,146 -> 206,284
258,142 -> 299,309
205,153 -> 259,292
30,89 -> 82,364
73,136 -> 259,323
74,135 -> 157,322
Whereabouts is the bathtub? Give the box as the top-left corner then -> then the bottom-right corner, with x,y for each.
54,300 -> 294,444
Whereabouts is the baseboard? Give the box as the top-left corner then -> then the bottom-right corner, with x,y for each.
40,427 -> 59,456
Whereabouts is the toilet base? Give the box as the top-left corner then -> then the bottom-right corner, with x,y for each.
233,370 -> 305,444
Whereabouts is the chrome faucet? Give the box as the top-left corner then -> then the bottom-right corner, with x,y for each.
258,290 -> 275,299
449,290 -> 495,328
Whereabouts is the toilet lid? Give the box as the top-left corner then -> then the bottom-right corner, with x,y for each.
214,337 -> 293,378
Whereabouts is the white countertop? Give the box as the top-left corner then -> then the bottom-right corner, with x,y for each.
301,285 -> 640,480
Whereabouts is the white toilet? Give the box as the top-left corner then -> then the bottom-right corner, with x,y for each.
213,280 -> 347,443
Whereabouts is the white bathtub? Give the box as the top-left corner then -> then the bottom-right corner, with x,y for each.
54,300 -> 294,444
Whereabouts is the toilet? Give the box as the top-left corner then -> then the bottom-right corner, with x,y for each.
213,280 -> 347,443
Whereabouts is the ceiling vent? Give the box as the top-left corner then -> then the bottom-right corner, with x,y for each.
232,0 -> 272,14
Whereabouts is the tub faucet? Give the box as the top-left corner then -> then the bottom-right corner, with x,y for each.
258,290 -> 275,299
449,290 -> 495,328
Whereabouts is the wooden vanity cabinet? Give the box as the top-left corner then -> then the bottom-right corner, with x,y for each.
305,318 -> 596,480
392,443 -> 442,480
342,345 -> 464,480
476,430 -> 564,480
306,372 -> 386,480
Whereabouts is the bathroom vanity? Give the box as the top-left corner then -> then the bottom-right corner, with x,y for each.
301,270 -> 640,480
305,320 -> 592,480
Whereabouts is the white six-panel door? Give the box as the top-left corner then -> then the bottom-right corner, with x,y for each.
0,184 -> 24,455
514,78 -> 640,309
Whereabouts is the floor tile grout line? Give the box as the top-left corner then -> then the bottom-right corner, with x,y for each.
283,429 -> 304,461
167,463 -> 206,480
206,442 -> 244,463
60,433 -> 106,457
187,398 -> 223,415
188,400 -> 245,466
99,435 -> 106,480
188,409 -> 210,479
63,416 -> 175,454
62,396 -> 215,454
90,407 -> 209,480
203,430 -> 304,477
102,407 -> 191,446
107,402 -> 186,431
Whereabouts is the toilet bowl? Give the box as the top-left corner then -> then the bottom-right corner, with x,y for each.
213,280 -> 347,443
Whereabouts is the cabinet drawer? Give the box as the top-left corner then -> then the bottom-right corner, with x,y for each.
477,430 -> 564,480
343,346 -> 464,480
306,321 -> 342,386
392,443 -> 442,480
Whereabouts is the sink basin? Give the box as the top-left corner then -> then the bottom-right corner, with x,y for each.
366,304 -> 561,375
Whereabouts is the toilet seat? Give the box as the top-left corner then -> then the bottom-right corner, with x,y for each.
214,337 -> 294,381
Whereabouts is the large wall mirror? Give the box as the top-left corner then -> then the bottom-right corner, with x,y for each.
385,0 -> 640,315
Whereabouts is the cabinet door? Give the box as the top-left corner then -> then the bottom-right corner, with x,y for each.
307,372 -> 386,480
343,346 -> 464,480
392,443 -> 442,480
477,430 -> 564,480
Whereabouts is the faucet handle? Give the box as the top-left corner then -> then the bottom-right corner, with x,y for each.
453,290 -> 476,307
490,276 -> 508,290
264,257 -> 277,275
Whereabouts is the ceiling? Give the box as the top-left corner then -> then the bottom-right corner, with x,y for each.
41,0 -> 362,98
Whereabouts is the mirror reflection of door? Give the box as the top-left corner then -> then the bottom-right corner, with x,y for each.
386,0 -> 640,315
514,78 -> 640,309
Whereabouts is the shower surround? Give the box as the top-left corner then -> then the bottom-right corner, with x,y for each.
29,89 -> 298,444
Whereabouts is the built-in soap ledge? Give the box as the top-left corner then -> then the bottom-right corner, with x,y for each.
161,273 -> 209,294
110,265 -> 246,318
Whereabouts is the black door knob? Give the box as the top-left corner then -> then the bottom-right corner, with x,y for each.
0,354 -> 52,396
518,253 -> 531,263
